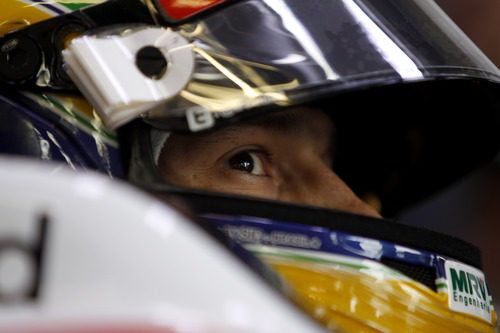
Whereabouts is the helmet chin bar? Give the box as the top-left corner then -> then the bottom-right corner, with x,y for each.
157,189 -> 483,270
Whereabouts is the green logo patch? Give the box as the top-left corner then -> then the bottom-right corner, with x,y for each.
445,260 -> 492,323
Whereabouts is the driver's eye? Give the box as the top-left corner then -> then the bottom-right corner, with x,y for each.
226,150 -> 267,176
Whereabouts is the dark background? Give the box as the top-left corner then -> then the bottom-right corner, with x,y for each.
403,0 -> 500,310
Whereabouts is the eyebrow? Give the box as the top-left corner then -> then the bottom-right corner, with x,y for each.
233,109 -> 305,134
188,107 -> 335,147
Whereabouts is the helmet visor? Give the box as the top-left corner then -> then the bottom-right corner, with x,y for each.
140,0 -> 500,129
55,0 -> 500,130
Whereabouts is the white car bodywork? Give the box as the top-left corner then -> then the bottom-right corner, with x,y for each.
0,157 -> 325,333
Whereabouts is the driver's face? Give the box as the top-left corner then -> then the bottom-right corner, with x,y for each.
158,107 -> 380,218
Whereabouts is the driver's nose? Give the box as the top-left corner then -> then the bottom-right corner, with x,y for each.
276,157 -> 381,219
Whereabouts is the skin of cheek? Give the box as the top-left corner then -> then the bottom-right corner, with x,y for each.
206,172 -> 279,198
165,165 -> 281,199
271,147 -> 381,218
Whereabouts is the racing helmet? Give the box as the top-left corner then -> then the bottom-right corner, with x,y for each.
1,0 -> 500,332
